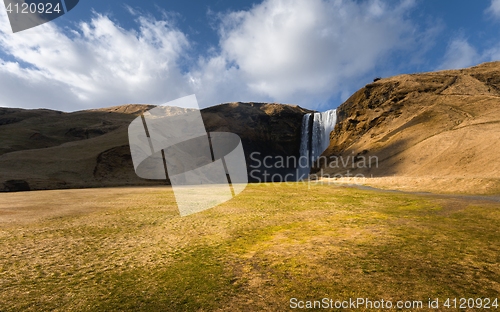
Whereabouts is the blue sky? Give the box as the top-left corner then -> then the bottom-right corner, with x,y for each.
0,0 -> 499,111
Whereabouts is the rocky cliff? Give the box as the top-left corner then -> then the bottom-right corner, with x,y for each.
203,103 -> 311,181
318,61 -> 500,183
0,103 -> 311,191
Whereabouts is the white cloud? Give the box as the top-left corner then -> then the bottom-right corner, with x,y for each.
483,44 -> 500,62
487,0 -> 500,18
438,38 -> 480,70
193,0 -> 421,109
0,0 -> 427,111
437,0 -> 500,70
0,8 -> 191,111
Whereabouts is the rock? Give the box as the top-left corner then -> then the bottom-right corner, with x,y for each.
318,61 -> 500,180
3,180 -> 30,192
202,102 -> 312,181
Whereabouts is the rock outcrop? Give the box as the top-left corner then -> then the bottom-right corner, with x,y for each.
318,61 -> 500,181
202,103 -> 311,181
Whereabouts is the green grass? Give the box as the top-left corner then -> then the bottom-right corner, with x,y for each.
0,183 -> 499,311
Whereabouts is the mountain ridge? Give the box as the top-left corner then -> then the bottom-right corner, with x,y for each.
317,61 -> 500,193
1,62 -> 499,193
0,102 -> 311,191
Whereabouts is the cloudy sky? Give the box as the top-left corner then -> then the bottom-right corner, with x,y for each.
0,0 -> 499,111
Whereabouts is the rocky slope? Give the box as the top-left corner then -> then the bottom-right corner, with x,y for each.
203,103 -> 311,181
0,103 -> 311,191
318,62 -> 500,188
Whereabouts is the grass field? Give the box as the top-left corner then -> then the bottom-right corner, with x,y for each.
0,183 -> 499,311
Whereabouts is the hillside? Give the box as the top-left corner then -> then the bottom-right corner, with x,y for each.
2,62 -> 499,193
319,61 -> 500,193
0,103 -> 311,191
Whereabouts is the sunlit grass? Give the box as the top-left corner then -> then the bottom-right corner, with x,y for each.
0,183 -> 498,311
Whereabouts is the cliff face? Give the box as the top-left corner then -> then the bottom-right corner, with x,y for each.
0,102 -> 310,191
202,103 -> 312,181
319,61 -> 500,179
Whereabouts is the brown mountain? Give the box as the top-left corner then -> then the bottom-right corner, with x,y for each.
3,62 -> 499,193
318,61 -> 500,193
0,103 -> 311,191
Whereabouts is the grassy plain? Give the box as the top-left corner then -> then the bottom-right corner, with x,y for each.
0,183 -> 499,311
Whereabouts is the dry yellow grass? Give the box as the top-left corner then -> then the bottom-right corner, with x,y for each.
320,176 -> 500,195
0,184 -> 499,311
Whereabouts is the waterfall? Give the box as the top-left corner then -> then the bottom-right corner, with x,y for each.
299,113 -> 311,160
298,109 -> 337,179
297,113 -> 312,180
311,109 -> 337,160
